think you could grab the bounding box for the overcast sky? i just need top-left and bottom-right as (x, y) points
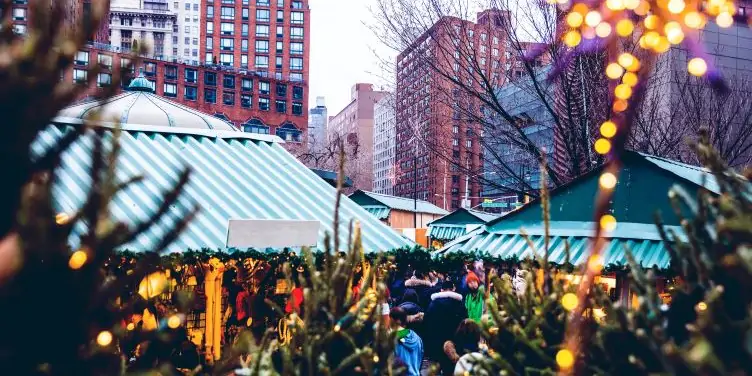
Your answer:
(308, 0), (393, 115)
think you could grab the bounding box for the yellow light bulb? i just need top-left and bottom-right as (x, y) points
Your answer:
(635, 0), (651, 15)
(643, 31), (660, 48)
(644, 15), (659, 29)
(594, 138), (612, 154)
(55, 213), (70, 225)
(97, 331), (113, 347)
(616, 19), (635, 36)
(138, 271), (168, 299)
(564, 30), (582, 47)
(595, 22), (612, 38)
(614, 83), (633, 100)
(588, 254), (604, 272)
(667, 0), (685, 13)
(716, 12), (734, 28)
(684, 12), (707, 29)
(600, 121), (617, 137)
(561, 293), (579, 311)
(600, 214), (618, 231)
(126, 322), (135, 331)
(556, 349), (576, 369)
(665, 22), (685, 44)
(606, 63), (624, 79)
(624, 0), (640, 9)
(69, 250), (88, 270)
(606, 0), (625, 10)
(599, 172), (618, 189)
(638, 35), (648, 49)
(688, 57), (708, 76)
(567, 12), (584, 28)
(696, 301), (708, 311)
(585, 11), (602, 27)
(654, 36), (671, 53)
(373, 355), (380, 362)
(622, 72), (638, 87)
(617, 53), (635, 69)
(167, 315), (182, 329)
(613, 99), (629, 112)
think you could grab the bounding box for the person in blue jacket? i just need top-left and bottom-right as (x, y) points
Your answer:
(390, 307), (424, 376)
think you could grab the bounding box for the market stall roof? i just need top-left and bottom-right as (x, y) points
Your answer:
(309, 168), (353, 188)
(37, 99), (414, 253)
(439, 151), (723, 268)
(427, 208), (501, 241)
(349, 190), (449, 217)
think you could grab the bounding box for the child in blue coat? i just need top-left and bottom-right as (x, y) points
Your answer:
(390, 307), (424, 376)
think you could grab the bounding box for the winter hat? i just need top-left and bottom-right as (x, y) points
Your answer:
(466, 271), (481, 286)
(402, 289), (419, 304)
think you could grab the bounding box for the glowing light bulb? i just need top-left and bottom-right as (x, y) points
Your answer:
(168, 315), (182, 329)
(55, 213), (71, 225)
(126, 322), (135, 331)
(606, 63), (624, 79)
(622, 72), (638, 87)
(567, 12), (584, 28)
(561, 293), (578, 311)
(594, 138), (612, 154)
(654, 36), (671, 53)
(595, 22), (612, 38)
(635, 0), (651, 15)
(716, 12), (734, 28)
(68, 250), (88, 270)
(97, 331), (113, 347)
(687, 57), (708, 76)
(572, 3), (589, 14)
(585, 11), (602, 27)
(599, 172), (617, 189)
(684, 12), (707, 29)
(138, 271), (168, 299)
(556, 349), (576, 369)
(564, 30), (582, 47)
(588, 254), (604, 272)
(643, 31), (660, 49)
(618, 53), (639, 71)
(624, 0), (640, 9)
(600, 214), (618, 231)
(667, 0), (685, 13)
(665, 22), (685, 44)
(696, 301), (708, 311)
(373, 355), (380, 362)
(614, 83), (633, 100)
(644, 15), (659, 29)
(613, 99), (629, 112)
(600, 121), (617, 137)
(616, 19), (635, 36)
(606, 0), (625, 10)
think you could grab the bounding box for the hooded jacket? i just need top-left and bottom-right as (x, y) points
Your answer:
(424, 291), (467, 356)
(404, 277), (436, 310)
(394, 328), (423, 376)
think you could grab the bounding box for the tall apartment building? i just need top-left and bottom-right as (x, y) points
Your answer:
(373, 93), (396, 196)
(172, 0), (202, 64)
(328, 83), (389, 191)
(395, 9), (508, 210)
(109, 0), (177, 57)
(308, 96), (327, 152)
(9, 0), (107, 41)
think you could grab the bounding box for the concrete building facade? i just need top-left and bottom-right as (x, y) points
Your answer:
(308, 96), (327, 152)
(328, 83), (389, 191)
(172, 0), (202, 64)
(373, 93), (396, 196)
(108, 0), (177, 58)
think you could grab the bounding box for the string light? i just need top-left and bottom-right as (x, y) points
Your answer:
(600, 214), (618, 231)
(373, 355), (380, 362)
(55, 213), (70, 225)
(635, 0), (651, 15)
(665, 22), (685, 44)
(696, 301), (708, 311)
(68, 249), (88, 270)
(687, 57), (708, 76)
(567, 12), (584, 28)
(622, 72), (638, 87)
(168, 315), (182, 329)
(572, 3), (589, 14)
(606, 63), (624, 79)
(613, 99), (629, 112)
(654, 36), (671, 53)
(667, 0), (686, 14)
(644, 15), (659, 29)
(599, 172), (617, 189)
(138, 271), (168, 299)
(643, 31), (661, 49)
(556, 349), (576, 369)
(97, 331), (113, 347)
(684, 12), (707, 29)
(561, 293), (579, 311)
(595, 22), (612, 38)
(617, 53), (640, 71)
(594, 138), (612, 154)
(588, 254), (604, 272)
(600, 121), (617, 137)
(624, 0), (640, 9)
(716, 12), (734, 28)
(614, 84), (633, 100)
(126, 323), (135, 331)
(616, 19), (635, 36)
(606, 0), (625, 10)
(564, 30), (582, 47)
(585, 11), (603, 27)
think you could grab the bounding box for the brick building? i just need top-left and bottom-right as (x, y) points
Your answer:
(394, 9), (509, 210)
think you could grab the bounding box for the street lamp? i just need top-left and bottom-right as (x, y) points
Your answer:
(463, 171), (497, 208)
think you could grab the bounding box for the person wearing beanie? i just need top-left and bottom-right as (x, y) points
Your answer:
(464, 271), (486, 323)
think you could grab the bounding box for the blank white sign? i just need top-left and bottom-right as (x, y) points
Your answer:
(226, 219), (320, 248)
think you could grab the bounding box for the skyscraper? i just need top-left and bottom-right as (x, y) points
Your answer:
(109, 0), (177, 57)
(308, 96), (328, 152)
(373, 93), (396, 195)
(173, 0), (201, 64)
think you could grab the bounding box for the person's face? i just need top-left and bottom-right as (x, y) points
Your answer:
(468, 280), (479, 291)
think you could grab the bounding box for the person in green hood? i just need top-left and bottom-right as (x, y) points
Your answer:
(464, 271), (487, 323)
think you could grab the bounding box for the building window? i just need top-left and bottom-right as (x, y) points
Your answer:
(97, 73), (112, 87)
(257, 0), (270, 5)
(193, 3), (199, 10)
(193, 38), (198, 45)
(292, 0), (303, 8)
(242, 8), (249, 20)
(276, 123), (302, 142)
(13, 7), (26, 20)
(278, 0), (284, 6)
(144, 62), (157, 75)
(220, 38), (234, 50)
(259, 97), (270, 111)
(492, 48), (499, 56)
(452, 138), (459, 146)
(221, 7), (235, 19)
(276, 83), (287, 97)
(276, 41), (283, 53)
(276, 10), (284, 22)
(290, 42), (303, 54)
(164, 83), (177, 97)
(276, 100), (287, 113)
(493, 36), (499, 44)
(184, 3), (190, 9)
(256, 9), (270, 22)
(185, 36), (190, 44)
(185, 86), (197, 100)
(291, 26), (303, 39)
(241, 78), (253, 91)
(243, 119), (268, 134)
(165, 65), (178, 79)
(255, 55), (269, 69)
(293, 86), (303, 100)
(259, 81), (270, 95)
(97, 54), (112, 69)
(466, 140), (472, 147)
(290, 57), (303, 70)
(290, 73), (303, 81)
(206, 22), (214, 33)
(13, 24), (26, 34)
(185, 68), (197, 83)
(242, 23), (249, 36)
(241, 54), (248, 67)
(206, 37), (213, 49)
(255, 40), (269, 53)
(256, 24), (269, 37)
(205, 88), (216, 103)
(241, 94), (252, 108)
(291, 11), (304, 24)
(221, 22), (234, 35)
(275, 56), (283, 69)
(453, 125), (458, 133)
(205, 71), (217, 86)
(241, 39), (249, 52)
(73, 69), (87, 83)
(220, 54), (234, 65)
(207, 5), (214, 17)
(292, 102), (303, 115)
(276, 26), (284, 37)
(74, 51), (89, 66)
(223, 91), (234, 105)
(207, 53), (215, 65)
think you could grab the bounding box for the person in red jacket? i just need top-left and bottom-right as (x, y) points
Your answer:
(285, 276), (304, 315)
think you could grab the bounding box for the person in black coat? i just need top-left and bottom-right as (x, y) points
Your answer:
(404, 270), (436, 311)
(398, 289), (425, 338)
(423, 280), (467, 372)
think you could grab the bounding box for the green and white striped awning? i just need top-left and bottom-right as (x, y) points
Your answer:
(427, 224), (468, 241)
(362, 205), (391, 220)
